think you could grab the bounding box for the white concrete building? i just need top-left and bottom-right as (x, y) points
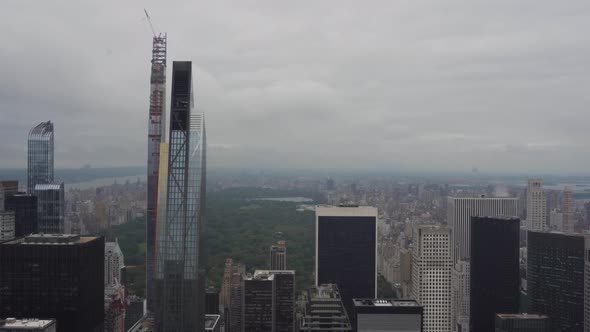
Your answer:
(526, 179), (546, 231)
(0, 318), (56, 332)
(411, 225), (452, 332)
(105, 240), (125, 286)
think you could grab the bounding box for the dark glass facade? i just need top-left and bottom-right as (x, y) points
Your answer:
(527, 231), (584, 331)
(470, 216), (520, 332)
(27, 121), (54, 194)
(0, 235), (104, 332)
(4, 193), (38, 237)
(317, 213), (376, 323)
(155, 61), (206, 332)
(34, 183), (64, 234)
(273, 272), (295, 332)
(205, 287), (220, 314)
(244, 278), (273, 332)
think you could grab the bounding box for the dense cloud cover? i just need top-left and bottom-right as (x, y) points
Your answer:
(2, 1), (590, 173)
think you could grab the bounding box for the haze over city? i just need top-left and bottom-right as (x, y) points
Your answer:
(2, 1), (590, 173)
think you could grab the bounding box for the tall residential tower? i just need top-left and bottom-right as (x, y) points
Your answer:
(146, 34), (167, 312)
(155, 61), (206, 332)
(526, 179), (546, 231)
(27, 121), (54, 194)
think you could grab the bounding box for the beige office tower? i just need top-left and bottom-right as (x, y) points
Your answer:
(527, 179), (547, 231)
(562, 186), (575, 233)
(270, 240), (287, 270)
(411, 225), (452, 332)
(220, 258), (233, 307)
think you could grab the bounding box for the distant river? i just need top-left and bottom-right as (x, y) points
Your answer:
(66, 174), (145, 190)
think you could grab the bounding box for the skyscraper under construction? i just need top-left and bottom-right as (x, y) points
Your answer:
(155, 61), (207, 332)
(146, 34), (167, 312)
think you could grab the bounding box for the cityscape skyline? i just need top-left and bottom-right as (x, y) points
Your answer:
(3, 1), (590, 173)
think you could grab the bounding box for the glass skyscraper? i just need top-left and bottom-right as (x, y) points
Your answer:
(27, 121), (54, 194)
(155, 61), (206, 332)
(35, 182), (65, 234)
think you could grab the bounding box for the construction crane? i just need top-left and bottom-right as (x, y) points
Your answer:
(144, 9), (157, 37)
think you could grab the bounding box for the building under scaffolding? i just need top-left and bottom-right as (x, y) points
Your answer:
(146, 34), (167, 313)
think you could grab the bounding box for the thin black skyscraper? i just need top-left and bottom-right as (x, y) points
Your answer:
(469, 216), (520, 332)
(155, 61), (206, 332)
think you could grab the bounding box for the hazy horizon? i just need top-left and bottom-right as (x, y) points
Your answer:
(2, 1), (590, 173)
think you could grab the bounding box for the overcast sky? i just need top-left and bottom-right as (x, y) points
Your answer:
(2, 1), (590, 173)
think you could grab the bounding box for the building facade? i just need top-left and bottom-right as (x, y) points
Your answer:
(526, 179), (546, 232)
(447, 196), (518, 332)
(411, 225), (452, 332)
(270, 240), (287, 270)
(0, 234), (104, 332)
(315, 205), (377, 323)
(155, 61), (207, 332)
(585, 236), (590, 332)
(0, 211), (15, 241)
(205, 287), (220, 315)
(527, 231), (585, 331)
(353, 299), (423, 332)
(105, 240), (125, 286)
(470, 217), (520, 332)
(4, 193), (37, 237)
(34, 183), (64, 234)
(562, 186), (574, 233)
(27, 121), (54, 194)
(146, 34), (167, 312)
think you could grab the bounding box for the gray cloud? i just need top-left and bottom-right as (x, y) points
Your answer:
(2, 0), (590, 173)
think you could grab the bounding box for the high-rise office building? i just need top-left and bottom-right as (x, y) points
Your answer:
(470, 217), (520, 332)
(297, 284), (352, 332)
(528, 231), (586, 331)
(447, 196), (519, 263)
(0, 211), (15, 241)
(411, 225), (452, 332)
(146, 33), (167, 312)
(155, 61), (206, 332)
(243, 272), (273, 331)
(316, 205), (377, 324)
(270, 240), (287, 270)
(220, 258), (234, 308)
(229, 263), (246, 332)
(27, 121), (54, 194)
(242, 270), (295, 332)
(4, 193), (37, 237)
(562, 186), (574, 233)
(526, 179), (546, 232)
(0, 318), (57, 332)
(205, 287), (220, 315)
(353, 299), (423, 332)
(34, 183), (64, 234)
(447, 196), (518, 332)
(105, 240), (125, 286)
(494, 314), (549, 332)
(0, 180), (19, 197)
(0, 234), (104, 332)
(548, 208), (563, 231)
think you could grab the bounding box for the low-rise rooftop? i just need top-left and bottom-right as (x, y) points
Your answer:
(0, 318), (56, 330)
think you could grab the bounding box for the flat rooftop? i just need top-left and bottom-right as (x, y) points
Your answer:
(496, 313), (548, 319)
(0, 318), (55, 330)
(2, 234), (97, 245)
(353, 299), (421, 307)
(310, 284), (341, 299)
